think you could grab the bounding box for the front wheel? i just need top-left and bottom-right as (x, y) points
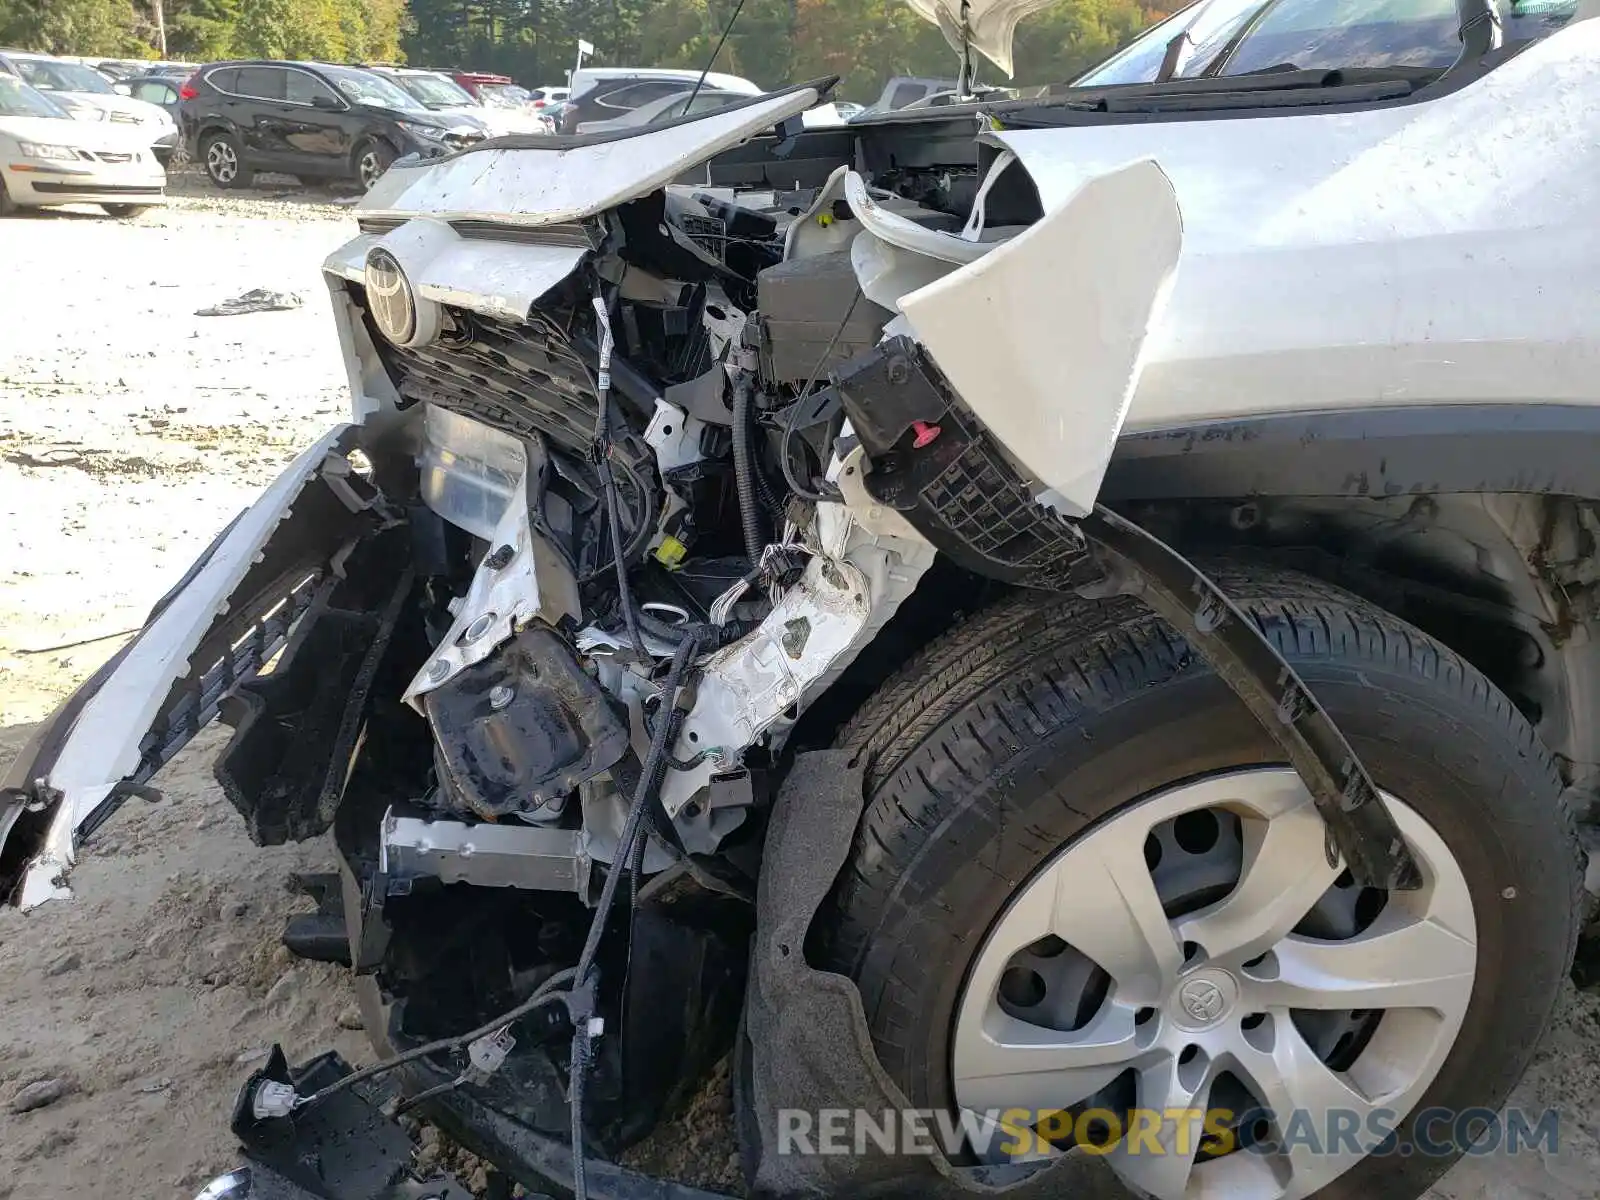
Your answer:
(819, 566), (1579, 1200)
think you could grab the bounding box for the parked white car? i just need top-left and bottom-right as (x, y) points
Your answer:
(0, 75), (165, 216)
(368, 66), (546, 138)
(0, 51), (178, 160)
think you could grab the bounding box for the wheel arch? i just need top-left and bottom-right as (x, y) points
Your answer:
(353, 133), (401, 162)
(1099, 403), (1600, 818)
(194, 120), (238, 147)
(799, 406), (1600, 820)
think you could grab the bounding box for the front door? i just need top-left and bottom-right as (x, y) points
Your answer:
(230, 65), (291, 167)
(281, 68), (354, 171)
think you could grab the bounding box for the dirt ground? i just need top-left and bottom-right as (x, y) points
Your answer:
(1, 178), (1598, 1200)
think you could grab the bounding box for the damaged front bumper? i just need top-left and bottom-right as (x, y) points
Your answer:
(0, 431), (379, 907)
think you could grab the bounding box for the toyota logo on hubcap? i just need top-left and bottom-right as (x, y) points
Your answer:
(1179, 979), (1225, 1022)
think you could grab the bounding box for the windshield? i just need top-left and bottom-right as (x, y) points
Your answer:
(1075, 0), (1578, 84)
(14, 58), (116, 94)
(480, 83), (531, 110)
(0, 75), (68, 117)
(320, 66), (424, 110)
(397, 73), (477, 108)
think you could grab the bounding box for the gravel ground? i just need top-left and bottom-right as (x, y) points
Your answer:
(0, 179), (1597, 1200)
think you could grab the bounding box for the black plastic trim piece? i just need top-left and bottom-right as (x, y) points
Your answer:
(1078, 506), (1422, 890)
(31, 182), (164, 196)
(1103, 404), (1600, 502)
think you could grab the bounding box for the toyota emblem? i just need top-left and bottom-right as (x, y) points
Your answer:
(364, 248), (417, 346)
(1179, 978), (1226, 1023)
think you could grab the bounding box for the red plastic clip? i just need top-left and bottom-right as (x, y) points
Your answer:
(911, 420), (942, 449)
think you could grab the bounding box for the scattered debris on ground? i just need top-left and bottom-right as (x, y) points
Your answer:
(195, 288), (304, 317)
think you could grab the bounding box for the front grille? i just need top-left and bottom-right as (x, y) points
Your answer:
(109, 111), (140, 124)
(355, 290), (600, 456)
(94, 151), (134, 164)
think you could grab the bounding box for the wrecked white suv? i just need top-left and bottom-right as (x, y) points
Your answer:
(4, 2), (1597, 1199)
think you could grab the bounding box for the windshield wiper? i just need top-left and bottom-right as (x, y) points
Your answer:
(1054, 65), (1434, 100)
(1101, 77), (1415, 111)
(1456, 0), (1505, 58)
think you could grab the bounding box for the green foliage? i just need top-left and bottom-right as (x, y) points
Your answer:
(231, 0), (408, 61)
(0, 0), (1160, 100)
(0, 0), (407, 61)
(166, 0), (242, 59)
(0, 0), (151, 55)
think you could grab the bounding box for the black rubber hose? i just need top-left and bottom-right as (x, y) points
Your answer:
(730, 375), (766, 565)
(568, 1026), (591, 1200)
(565, 632), (704, 1200)
(627, 704), (688, 898)
(748, 416), (786, 516)
(611, 451), (660, 564)
(574, 630), (703, 984)
(595, 399), (647, 662)
(781, 289), (862, 504)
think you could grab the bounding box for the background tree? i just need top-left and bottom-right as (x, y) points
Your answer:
(0, 0), (151, 55)
(0, 0), (1161, 100)
(165, 0), (242, 59)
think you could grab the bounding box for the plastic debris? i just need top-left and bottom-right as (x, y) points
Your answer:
(196, 289), (303, 317)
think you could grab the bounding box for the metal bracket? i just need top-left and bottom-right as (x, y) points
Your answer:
(380, 810), (588, 893)
(1078, 505), (1422, 891)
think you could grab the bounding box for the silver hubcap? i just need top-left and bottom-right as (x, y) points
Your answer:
(359, 152), (383, 189)
(207, 140), (236, 183)
(952, 769), (1477, 1200)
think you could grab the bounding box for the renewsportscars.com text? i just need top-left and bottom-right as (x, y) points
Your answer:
(777, 1106), (1560, 1160)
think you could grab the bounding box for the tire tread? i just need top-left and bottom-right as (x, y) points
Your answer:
(823, 563), (1581, 1019)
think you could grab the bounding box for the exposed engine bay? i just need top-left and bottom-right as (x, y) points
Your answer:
(240, 84), (1035, 1160)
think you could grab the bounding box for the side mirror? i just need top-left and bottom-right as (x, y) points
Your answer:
(310, 94), (341, 110)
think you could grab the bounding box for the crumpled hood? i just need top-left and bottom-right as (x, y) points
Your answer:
(359, 82), (825, 225)
(901, 0), (1059, 77)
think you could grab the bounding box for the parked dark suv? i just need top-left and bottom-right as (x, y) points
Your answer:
(178, 60), (488, 191)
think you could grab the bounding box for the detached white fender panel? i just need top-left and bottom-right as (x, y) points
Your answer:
(897, 159), (1184, 517)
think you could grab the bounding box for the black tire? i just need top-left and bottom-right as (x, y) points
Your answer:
(200, 130), (251, 189)
(0, 174), (18, 216)
(102, 204), (151, 218)
(819, 565), (1580, 1199)
(353, 139), (395, 191)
